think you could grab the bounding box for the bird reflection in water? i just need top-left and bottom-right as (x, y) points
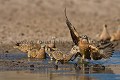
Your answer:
(49, 63), (113, 80)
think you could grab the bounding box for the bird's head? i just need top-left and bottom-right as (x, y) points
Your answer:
(79, 35), (89, 44)
(13, 42), (21, 49)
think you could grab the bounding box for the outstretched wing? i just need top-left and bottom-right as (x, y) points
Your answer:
(90, 40), (114, 60)
(65, 8), (80, 45)
(98, 41), (115, 59)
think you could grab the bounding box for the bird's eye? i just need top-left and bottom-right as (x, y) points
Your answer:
(73, 47), (75, 50)
(84, 35), (87, 38)
(76, 49), (78, 51)
(81, 35), (87, 39)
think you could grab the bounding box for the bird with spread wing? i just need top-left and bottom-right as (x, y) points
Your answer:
(64, 8), (114, 61)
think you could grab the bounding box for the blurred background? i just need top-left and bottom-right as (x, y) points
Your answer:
(0, 1), (119, 80)
(0, 0), (120, 43)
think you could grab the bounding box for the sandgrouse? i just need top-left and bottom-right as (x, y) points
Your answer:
(65, 8), (114, 61)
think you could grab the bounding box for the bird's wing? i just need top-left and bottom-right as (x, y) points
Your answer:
(65, 8), (80, 45)
(52, 51), (64, 60)
(90, 40), (115, 60)
(98, 41), (115, 59)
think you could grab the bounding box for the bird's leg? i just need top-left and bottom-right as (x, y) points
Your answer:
(82, 54), (85, 60)
(55, 60), (58, 65)
(50, 57), (53, 61)
(27, 53), (31, 58)
(80, 54), (85, 63)
(90, 54), (94, 60)
(80, 59), (83, 63)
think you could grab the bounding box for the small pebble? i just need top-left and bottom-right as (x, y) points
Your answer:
(30, 64), (34, 68)
(5, 51), (9, 53)
(21, 33), (25, 36)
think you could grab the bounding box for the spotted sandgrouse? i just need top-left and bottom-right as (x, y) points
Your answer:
(48, 45), (80, 64)
(46, 37), (56, 48)
(13, 40), (46, 58)
(13, 40), (42, 53)
(65, 9), (114, 61)
(27, 44), (46, 59)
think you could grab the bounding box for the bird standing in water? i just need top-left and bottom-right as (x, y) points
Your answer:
(27, 44), (46, 59)
(65, 8), (114, 61)
(50, 45), (80, 64)
(13, 40), (46, 59)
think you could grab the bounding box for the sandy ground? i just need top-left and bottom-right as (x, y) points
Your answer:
(0, 0), (119, 51)
(0, 0), (120, 43)
(0, 0), (119, 49)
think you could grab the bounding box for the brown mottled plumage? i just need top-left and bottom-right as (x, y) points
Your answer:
(13, 40), (42, 53)
(46, 37), (56, 48)
(13, 40), (46, 58)
(49, 45), (80, 63)
(45, 46), (58, 60)
(27, 44), (46, 59)
(65, 9), (113, 61)
(14, 43), (33, 53)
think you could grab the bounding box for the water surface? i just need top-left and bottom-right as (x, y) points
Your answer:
(0, 51), (119, 80)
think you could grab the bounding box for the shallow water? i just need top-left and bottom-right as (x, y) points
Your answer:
(0, 51), (119, 80)
(0, 71), (120, 80)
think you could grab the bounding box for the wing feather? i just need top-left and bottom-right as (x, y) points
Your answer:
(65, 8), (79, 45)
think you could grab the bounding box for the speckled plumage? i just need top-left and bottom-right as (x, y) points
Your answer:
(27, 45), (46, 59)
(47, 45), (80, 63)
(65, 9), (114, 61)
(13, 40), (47, 59)
(13, 40), (42, 53)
